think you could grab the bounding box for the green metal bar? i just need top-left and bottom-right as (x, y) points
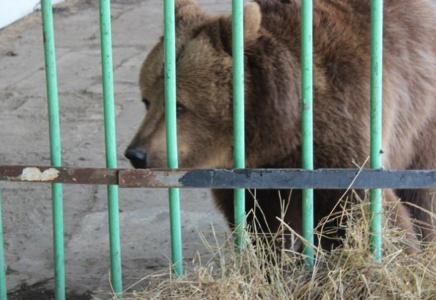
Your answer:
(40, 1), (65, 299)
(51, 183), (64, 299)
(0, 186), (7, 300)
(301, 0), (314, 267)
(163, 0), (183, 277)
(232, 0), (246, 250)
(370, 0), (384, 262)
(98, 0), (123, 296)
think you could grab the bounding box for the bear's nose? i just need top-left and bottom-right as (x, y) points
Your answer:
(125, 147), (147, 169)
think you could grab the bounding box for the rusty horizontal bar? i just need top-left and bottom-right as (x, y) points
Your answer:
(0, 165), (117, 185)
(1, 165), (436, 189)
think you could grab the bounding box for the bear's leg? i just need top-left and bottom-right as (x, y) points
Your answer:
(384, 189), (419, 254)
(312, 189), (349, 251)
(211, 189), (235, 228)
(212, 189), (303, 252)
(394, 122), (436, 243)
(395, 188), (436, 244)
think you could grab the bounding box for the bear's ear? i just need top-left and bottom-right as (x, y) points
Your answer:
(175, 0), (208, 31)
(217, 2), (262, 54)
(243, 2), (262, 43)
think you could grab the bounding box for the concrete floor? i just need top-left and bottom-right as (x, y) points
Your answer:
(0, 0), (229, 297)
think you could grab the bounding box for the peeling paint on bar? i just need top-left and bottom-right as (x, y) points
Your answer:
(20, 167), (59, 181)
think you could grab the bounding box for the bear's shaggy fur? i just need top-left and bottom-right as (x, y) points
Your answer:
(127, 0), (436, 252)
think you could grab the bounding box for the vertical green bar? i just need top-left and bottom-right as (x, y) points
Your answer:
(301, 0), (314, 267)
(232, 0), (246, 250)
(0, 186), (7, 300)
(370, 0), (383, 262)
(40, 1), (65, 299)
(163, 0), (183, 277)
(98, 0), (123, 296)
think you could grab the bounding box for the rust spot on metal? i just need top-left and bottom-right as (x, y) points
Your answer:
(119, 169), (163, 187)
(118, 169), (187, 188)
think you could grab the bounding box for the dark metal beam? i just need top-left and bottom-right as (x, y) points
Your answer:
(1, 165), (436, 189)
(119, 168), (436, 189)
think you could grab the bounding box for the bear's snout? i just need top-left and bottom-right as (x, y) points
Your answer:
(125, 146), (147, 169)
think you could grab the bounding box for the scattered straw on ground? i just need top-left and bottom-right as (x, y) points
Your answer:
(100, 197), (436, 300)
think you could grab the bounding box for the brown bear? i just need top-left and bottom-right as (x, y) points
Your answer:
(125, 0), (436, 253)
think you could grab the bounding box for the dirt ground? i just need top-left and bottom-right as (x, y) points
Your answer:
(0, 0), (229, 298)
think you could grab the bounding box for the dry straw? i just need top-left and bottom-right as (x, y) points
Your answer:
(104, 191), (436, 300)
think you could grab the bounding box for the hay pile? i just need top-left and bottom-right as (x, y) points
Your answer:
(118, 199), (436, 300)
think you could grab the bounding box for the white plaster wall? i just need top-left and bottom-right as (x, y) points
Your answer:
(0, 0), (64, 29)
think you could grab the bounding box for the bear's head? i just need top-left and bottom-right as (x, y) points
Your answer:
(125, 0), (265, 169)
(126, 0), (301, 168)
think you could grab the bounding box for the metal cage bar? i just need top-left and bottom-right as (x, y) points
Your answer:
(301, 0), (314, 266)
(370, 0), (384, 262)
(3, 166), (436, 189)
(98, 0), (123, 295)
(163, 0), (183, 277)
(0, 187), (6, 300)
(232, 0), (246, 250)
(40, 1), (66, 298)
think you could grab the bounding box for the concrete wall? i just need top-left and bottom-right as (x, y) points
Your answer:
(1, 0), (64, 29)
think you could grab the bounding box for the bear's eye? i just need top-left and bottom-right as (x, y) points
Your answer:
(142, 98), (150, 110)
(176, 103), (185, 118)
